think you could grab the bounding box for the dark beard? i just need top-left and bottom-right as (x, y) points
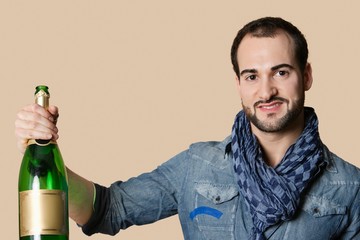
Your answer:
(243, 95), (305, 133)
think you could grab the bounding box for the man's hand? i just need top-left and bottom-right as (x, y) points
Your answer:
(15, 103), (59, 154)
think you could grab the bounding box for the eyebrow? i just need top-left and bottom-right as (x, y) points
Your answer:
(239, 63), (295, 76)
(240, 68), (257, 76)
(271, 63), (295, 71)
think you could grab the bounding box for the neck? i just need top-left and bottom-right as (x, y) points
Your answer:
(252, 113), (305, 167)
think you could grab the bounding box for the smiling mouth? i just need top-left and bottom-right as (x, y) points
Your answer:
(254, 97), (288, 110)
(258, 102), (283, 110)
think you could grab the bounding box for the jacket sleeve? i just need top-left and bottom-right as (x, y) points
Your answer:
(81, 150), (190, 236)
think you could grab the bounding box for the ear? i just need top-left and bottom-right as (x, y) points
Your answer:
(303, 63), (313, 91)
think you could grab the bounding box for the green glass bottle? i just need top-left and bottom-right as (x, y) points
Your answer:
(18, 86), (69, 240)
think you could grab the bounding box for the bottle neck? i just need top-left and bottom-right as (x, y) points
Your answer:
(35, 89), (49, 109)
(28, 139), (57, 146)
(32, 86), (53, 146)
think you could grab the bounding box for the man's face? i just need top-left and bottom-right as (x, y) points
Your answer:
(235, 32), (312, 133)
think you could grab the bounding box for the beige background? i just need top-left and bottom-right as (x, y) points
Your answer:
(1, 0), (360, 239)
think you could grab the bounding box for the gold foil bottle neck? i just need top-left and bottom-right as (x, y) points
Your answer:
(35, 88), (50, 109)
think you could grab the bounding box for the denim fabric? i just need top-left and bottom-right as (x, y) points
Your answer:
(84, 136), (360, 239)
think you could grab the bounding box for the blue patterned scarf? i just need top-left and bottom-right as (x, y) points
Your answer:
(231, 107), (325, 240)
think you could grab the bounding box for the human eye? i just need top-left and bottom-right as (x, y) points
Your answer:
(274, 69), (289, 78)
(245, 74), (257, 81)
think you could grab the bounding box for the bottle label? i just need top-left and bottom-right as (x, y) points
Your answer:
(19, 189), (68, 237)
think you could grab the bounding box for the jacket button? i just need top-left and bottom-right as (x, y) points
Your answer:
(313, 208), (320, 214)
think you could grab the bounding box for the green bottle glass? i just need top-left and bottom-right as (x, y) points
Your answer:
(18, 86), (69, 240)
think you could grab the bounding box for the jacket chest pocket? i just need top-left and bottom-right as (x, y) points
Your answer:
(191, 182), (239, 240)
(282, 194), (347, 240)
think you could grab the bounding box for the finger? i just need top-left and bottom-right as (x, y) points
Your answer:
(15, 118), (59, 154)
(21, 104), (55, 121)
(15, 120), (58, 140)
(15, 104), (60, 154)
(15, 104), (59, 141)
(17, 104), (57, 131)
(48, 105), (59, 123)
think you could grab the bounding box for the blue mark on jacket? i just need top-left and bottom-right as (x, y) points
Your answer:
(190, 206), (223, 221)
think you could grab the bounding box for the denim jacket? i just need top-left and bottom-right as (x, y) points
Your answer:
(82, 136), (360, 239)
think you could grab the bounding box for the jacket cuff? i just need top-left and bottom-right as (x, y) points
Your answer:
(81, 183), (110, 236)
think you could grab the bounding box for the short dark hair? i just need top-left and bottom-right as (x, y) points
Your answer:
(230, 17), (308, 78)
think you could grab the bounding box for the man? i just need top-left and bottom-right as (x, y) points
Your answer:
(15, 17), (360, 239)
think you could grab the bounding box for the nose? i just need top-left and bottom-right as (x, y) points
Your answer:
(258, 78), (277, 101)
